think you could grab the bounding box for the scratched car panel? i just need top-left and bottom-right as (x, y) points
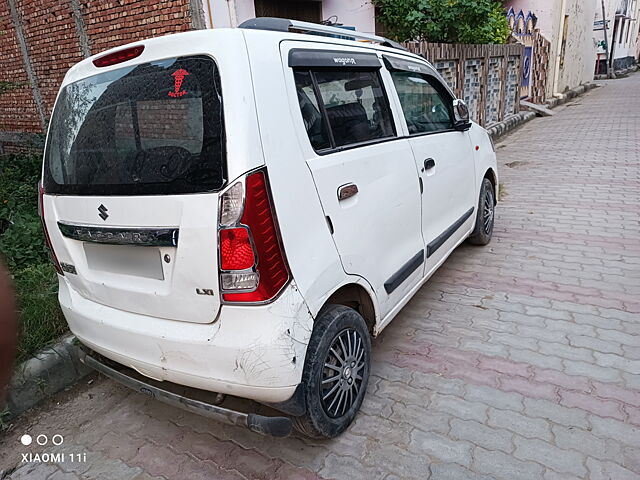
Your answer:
(39, 20), (498, 438)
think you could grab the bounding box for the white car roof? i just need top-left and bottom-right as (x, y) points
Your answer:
(62, 25), (436, 87)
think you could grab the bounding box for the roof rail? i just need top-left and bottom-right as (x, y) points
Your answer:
(238, 17), (408, 51)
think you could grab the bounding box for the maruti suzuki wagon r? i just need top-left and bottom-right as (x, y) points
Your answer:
(39, 17), (498, 438)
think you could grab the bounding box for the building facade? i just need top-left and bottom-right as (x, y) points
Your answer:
(505, 0), (598, 96)
(206, 0), (377, 34)
(60, 0), (380, 35)
(594, 0), (640, 74)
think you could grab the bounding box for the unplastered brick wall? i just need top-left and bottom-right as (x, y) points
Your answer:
(20, 0), (84, 125)
(0, 0), (204, 152)
(0, 1), (42, 137)
(84, 0), (193, 56)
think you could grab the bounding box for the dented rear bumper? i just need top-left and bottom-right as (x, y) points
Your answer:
(78, 348), (292, 437)
(59, 278), (314, 404)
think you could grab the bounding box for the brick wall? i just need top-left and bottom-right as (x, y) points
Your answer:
(0, 0), (204, 153)
(0, 2), (41, 138)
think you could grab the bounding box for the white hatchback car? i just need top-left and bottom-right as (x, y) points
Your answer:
(40, 18), (497, 438)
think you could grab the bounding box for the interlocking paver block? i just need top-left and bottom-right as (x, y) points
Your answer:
(319, 454), (388, 480)
(487, 407), (553, 441)
(429, 394), (488, 423)
(409, 430), (472, 467)
(450, 418), (514, 453)
(7, 463), (57, 480)
(524, 398), (589, 429)
(586, 457), (639, 480)
(513, 436), (587, 477)
(473, 447), (544, 480)
(463, 384), (524, 411)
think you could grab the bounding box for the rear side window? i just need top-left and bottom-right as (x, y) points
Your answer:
(390, 71), (454, 134)
(294, 69), (395, 152)
(44, 55), (225, 195)
(294, 71), (331, 151)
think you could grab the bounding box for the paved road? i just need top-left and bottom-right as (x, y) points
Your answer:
(2, 74), (640, 480)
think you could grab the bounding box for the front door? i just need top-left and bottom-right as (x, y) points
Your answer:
(387, 61), (477, 273)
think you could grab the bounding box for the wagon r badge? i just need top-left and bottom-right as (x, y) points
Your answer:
(98, 204), (109, 221)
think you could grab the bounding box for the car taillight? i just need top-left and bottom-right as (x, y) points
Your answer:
(218, 170), (290, 303)
(38, 183), (64, 276)
(220, 227), (255, 270)
(92, 45), (144, 68)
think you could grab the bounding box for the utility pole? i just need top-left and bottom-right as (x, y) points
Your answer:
(601, 0), (615, 78)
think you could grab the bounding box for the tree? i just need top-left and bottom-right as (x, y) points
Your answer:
(373, 0), (511, 44)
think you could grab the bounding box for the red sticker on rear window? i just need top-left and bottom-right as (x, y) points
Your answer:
(168, 69), (189, 97)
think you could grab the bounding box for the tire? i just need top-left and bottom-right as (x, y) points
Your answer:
(468, 177), (495, 246)
(293, 304), (371, 438)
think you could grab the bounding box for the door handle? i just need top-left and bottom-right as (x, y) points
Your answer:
(338, 183), (358, 201)
(424, 158), (436, 171)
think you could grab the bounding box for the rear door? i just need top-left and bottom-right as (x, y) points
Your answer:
(42, 55), (226, 324)
(284, 45), (425, 316)
(385, 56), (477, 272)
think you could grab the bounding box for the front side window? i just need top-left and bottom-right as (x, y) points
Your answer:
(294, 68), (395, 151)
(44, 55), (225, 195)
(391, 71), (454, 135)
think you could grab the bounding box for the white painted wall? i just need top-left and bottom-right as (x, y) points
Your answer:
(557, 1), (598, 92)
(322, 0), (375, 34)
(208, 0), (255, 27)
(235, 0), (256, 26)
(207, 0), (376, 30)
(506, 0), (597, 95)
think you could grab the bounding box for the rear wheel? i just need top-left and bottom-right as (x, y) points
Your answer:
(468, 177), (495, 246)
(293, 305), (371, 438)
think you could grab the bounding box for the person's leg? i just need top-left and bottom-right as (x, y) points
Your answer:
(0, 262), (17, 403)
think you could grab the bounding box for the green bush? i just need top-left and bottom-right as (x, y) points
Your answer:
(0, 154), (49, 270)
(0, 153), (67, 363)
(373, 0), (511, 44)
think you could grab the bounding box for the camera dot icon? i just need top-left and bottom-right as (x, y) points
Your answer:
(20, 434), (32, 446)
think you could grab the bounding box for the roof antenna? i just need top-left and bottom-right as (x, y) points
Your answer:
(322, 15), (339, 26)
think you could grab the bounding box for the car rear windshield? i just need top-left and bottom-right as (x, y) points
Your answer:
(44, 55), (226, 195)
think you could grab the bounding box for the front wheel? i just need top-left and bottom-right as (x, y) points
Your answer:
(293, 305), (371, 438)
(468, 177), (495, 246)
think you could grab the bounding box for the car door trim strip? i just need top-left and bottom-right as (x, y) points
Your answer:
(426, 207), (475, 259)
(384, 250), (424, 294)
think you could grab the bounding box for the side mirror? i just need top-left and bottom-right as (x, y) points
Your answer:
(453, 99), (472, 131)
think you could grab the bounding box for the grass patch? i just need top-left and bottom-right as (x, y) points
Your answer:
(13, 263), (67, 362)
(0, 153), (67, 363)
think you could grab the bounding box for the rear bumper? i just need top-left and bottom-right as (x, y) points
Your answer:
(78, 348), (292, 437)
(59, 278), (314, 403)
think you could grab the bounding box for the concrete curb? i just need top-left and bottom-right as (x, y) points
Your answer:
(544, 83), (600, 109)
(487, 111), (537, 140)
(3, 334), (91, 421)
(488, 82), (599, 141)
(594, 64), (639, 80)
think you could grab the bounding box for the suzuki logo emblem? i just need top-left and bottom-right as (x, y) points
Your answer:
(98, 204), (109, 221)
